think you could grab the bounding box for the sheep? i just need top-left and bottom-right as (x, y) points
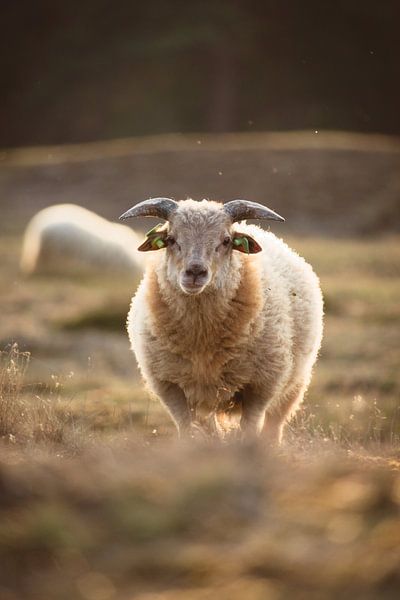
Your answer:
(20, 204), (145, 278)
(121, 197), (324, 444)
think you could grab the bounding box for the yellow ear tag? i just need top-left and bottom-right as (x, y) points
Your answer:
(146, 223), (164, 238)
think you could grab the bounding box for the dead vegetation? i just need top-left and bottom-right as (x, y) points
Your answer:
(0, 345), (85, 449)
(0, 342), (399, 600)
(1, 133), (399, 599)
(0, 439), (399, 600)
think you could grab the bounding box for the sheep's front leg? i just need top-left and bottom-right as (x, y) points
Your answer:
(240, 385), (268, 439)
(151, 380), (192, 437)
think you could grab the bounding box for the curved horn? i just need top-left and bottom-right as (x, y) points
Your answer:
(119, 198), (178, 221)
(223, 199), (285, 223)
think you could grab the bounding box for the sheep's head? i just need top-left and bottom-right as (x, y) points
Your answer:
(120, 198), (284, 295)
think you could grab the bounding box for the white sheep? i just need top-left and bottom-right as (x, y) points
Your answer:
(121, 198), (324, 443)
(20, 204), (145, 278)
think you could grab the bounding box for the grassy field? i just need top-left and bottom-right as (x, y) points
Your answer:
(1, 233), (399, 446)
(0, 232), (399, 599)
(0, 132), (400, 599)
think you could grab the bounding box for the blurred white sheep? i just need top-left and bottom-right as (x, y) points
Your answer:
(20, 204), (145, 278)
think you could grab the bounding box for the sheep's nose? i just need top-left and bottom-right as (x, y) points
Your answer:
(185, 263), (208, 278)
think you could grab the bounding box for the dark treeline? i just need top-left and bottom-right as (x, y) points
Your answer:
(1, 0), (399, 147)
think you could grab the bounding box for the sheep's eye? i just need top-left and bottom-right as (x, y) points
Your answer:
(167, 236), (181, 250)
(216, 236), (231, 251)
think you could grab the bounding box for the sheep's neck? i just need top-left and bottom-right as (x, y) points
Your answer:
(147, 257), (263, 362)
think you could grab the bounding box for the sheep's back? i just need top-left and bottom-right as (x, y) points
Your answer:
(20, 204), (145, 276)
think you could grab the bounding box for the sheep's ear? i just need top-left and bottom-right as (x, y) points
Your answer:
(137, 225), (168, 252)
(232, 233), (262, 254)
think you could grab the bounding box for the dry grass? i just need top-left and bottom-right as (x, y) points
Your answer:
(0, 345), (169, 454)
(4, 232), (399, 444)
(0, 340), (400, 599)
(0, 195), (399, 598)
(0, 344), (29, 438)
(0, 345), (87, 450)
(0, 428), (399, 599)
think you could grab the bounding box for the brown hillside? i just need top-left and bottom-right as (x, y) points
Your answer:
(1, 131), (399, 236)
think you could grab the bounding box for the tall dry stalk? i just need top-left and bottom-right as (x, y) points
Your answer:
(0, 343), (30, 439)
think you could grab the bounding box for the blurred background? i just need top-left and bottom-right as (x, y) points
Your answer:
(0, 0), (399, 441)
(1, 4), (400, 599)
(2, 0), (400, 145)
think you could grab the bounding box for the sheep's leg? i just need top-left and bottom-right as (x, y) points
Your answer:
(240, 382), (307, 445)
(240, 385), (268, 439)
(151, 380), (192, 436)
(263, 382), (307, 445)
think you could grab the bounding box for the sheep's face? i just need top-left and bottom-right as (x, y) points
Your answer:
(139, 201), (262, 296)
(167, 205), (232, 295)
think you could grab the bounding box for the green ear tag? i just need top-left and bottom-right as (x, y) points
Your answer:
(233, 236), (249, 253)
(146, 223), (164, 238)
(150, 235), (166, 249)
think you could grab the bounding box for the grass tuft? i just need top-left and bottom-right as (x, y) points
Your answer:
(0, 345), (86, 450)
